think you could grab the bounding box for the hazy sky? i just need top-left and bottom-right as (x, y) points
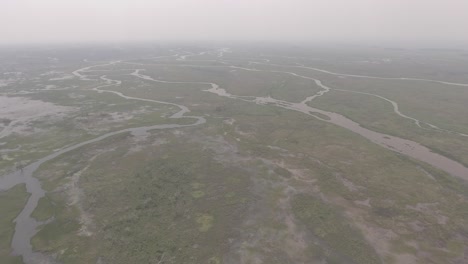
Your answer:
(1, 0), (468, 47)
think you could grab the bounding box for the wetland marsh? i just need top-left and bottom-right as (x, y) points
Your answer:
(1, 45), (468, 264)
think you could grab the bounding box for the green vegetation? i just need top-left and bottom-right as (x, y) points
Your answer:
(292, 194), (381, 264)
(31, 134), (253, 263)
(196, 214), (214, 232)
(2, 46), (468, 263)
(31, 196), (55, 222)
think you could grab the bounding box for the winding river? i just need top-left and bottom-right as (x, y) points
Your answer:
(2, 48), (468, 263)
(0, 66), (206, 264)
(202, 78), (468, 181)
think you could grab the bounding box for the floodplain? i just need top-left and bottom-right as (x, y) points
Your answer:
(1, 45), (468, 264)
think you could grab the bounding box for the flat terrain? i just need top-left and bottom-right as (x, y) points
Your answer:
(1, 45), (468, 264)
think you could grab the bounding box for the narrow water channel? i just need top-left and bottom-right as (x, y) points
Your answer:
(0, 83), (206, 264)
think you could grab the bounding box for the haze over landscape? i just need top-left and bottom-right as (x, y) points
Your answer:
(1, 1), (468, 264)
(1, 0), (468, 47)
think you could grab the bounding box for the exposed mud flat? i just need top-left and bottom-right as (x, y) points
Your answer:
(73, 109), (155, 134)
(0, 96), (76, 139)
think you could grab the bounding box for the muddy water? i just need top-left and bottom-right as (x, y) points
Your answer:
(0, 85), (205, 264)
(205, 82), (468, 181)
(304, 106), (468, 180)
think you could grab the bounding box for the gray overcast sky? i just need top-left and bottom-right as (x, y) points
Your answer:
(1, 0), (468, 47)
